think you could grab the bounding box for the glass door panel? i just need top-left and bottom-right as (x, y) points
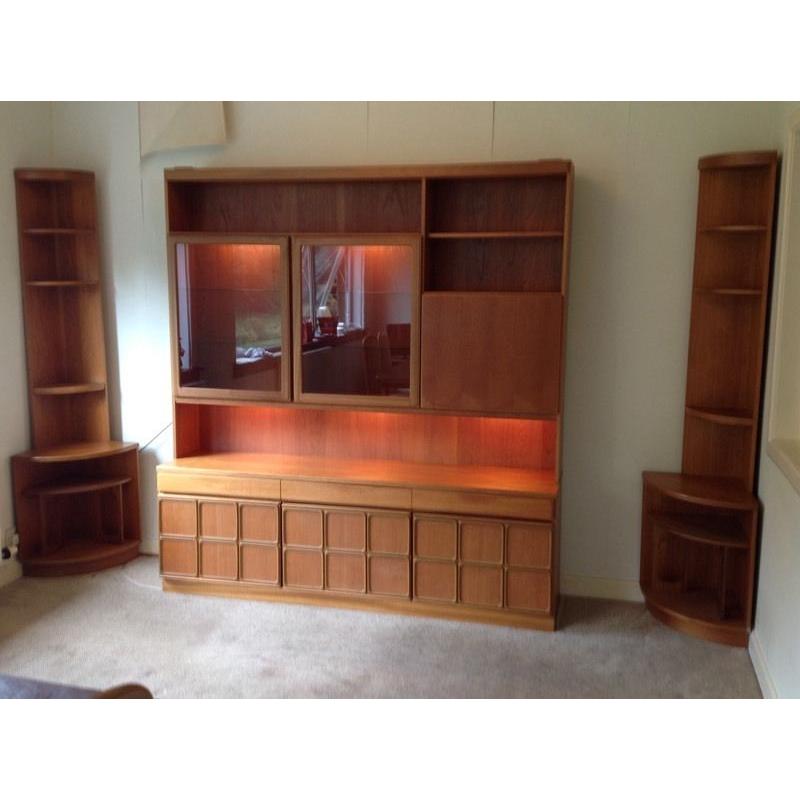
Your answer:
(171, 236), (290, 400)
(293, 237), (420, 406)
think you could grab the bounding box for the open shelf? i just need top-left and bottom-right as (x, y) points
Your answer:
(23, 228), (95, 235)
(26, 280), (99, 288)
(22, 441), (138, 464)
(165, 452), (557, 498)
(24, 475), (132, 499)
(698, 225), (767, 234)
(650, 512), (748, 549)
(685, 406), (754, 426)
(21, 540), (140, 578)
(32, 382), (106, 397)
(643, 471), (757, 510)
(427, 231), (564, 240)
(693, 287), (762, 297)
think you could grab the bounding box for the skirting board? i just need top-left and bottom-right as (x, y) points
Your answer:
(748, 629), (777, 699)
(561, 573), (644, 603)
(0, 559), (22, 589)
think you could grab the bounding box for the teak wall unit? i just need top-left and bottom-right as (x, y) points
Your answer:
(640, 151), (779, 647)
(11, 169), (140, 576)
(158, 161), (573, 630)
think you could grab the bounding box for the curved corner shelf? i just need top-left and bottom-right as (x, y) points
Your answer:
(24, 441), (138, 464)
(26, 280), (99, 288)
(685, 406), (754, 427)
(21, 540), (139, 578)
(698, 151), (778, 171)
(643, 471), (757, 510)
(32, 383), (106, 397)
(24, 476), (131, 499)
(650, 512), (748, 550)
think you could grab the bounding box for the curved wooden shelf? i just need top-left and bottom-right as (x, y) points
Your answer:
(23, 441), (138, 464)
(26, 280), (99, 288)
(24, 476), (131, 499)
(643, 586), (748, 647)
(15, 168), (94, 182)
(643, 471), (757, 510)
(32, 383), (106, 397)
(685, 406), (754, 427)
(650, 512), (748, 549)
(21, 540), (139, 578)
(698, 225), (767, 234)
(698, 151), (778, 170)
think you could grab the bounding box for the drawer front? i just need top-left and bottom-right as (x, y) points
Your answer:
(326, 552), (366, 593)
(460, 564), (503, 608)
(414, 560), (457, 603)
(199, 540), (238, 580)
(413, 489), (553, 521)
(281, 479), (411, 510)
(460, 520), (503, 564)
(283, 507), (323, 548)
(159, 498), (197, 538)
(240, 502), (279, 543)
(284, 548), (323, 590)
(368, 513), (410, 555)
(160, 537), (198, 577)
(506, 569), (551, 613)
(326, 510), (366, 552)
(199, 501), (237, 540)
(240, 543), (280, 584)
(506, 523), (552, 569)
(158, 471), (280, 501)
(368, 555), (409, 598)
(414, 517), (457, 560)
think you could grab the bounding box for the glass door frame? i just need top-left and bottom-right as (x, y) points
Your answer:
(291, 234), (421, 408)
(167, 233), (291, 403)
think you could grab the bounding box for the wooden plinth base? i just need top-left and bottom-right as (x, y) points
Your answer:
(163, 578), (558, 632)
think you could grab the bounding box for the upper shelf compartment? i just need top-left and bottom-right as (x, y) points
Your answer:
(426, 174), (568, 235)
(15, 170), (96, 232)
(167, 178), (423, 235)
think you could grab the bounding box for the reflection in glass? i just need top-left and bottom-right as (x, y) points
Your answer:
(175, 242), (284, 393)
(299, 243), (413, 397)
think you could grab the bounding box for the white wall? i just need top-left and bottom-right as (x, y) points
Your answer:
(750, 103), (800, 698)
(12, 102), (788, 599)
(0, 103), (52, 586)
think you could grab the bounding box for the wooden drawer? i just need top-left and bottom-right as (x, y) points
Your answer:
(199, 500), (237, 540)
(200, 540), (238, 580)
(413, 488), (553, 521)
(283, 507), (323, 548)
(159, 497), (197, 538)
(240, 502), (279, 543)
(158, 470), (280, 501)
(240, 543), (280, 584)
(326, 551), (366, 593)
(281, 479), (411, 510)
(414, 560), (457, 603)
(506, 523), (551, 569)
(284, 548), (323, 590)
(160, 537), (197, 577)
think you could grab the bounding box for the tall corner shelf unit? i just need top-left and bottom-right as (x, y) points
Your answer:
(641, 151), (780, 647)
(11, 169), (140, 576)
(157, 161), (573, 630)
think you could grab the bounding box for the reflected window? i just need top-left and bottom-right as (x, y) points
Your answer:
(174, 241), (286, 395)
(298, 242), (415, 399)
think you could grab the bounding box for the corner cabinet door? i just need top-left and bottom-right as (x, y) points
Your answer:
(168, 235), (292, 403)
(420, 292), (562, 415)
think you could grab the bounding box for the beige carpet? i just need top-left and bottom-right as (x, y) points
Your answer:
(0, 556), (760, 698)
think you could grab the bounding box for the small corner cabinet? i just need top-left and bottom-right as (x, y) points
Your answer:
(158, 161), (573, 631)
(11, 169), (141, 576)
(641, 151), (779, 647)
